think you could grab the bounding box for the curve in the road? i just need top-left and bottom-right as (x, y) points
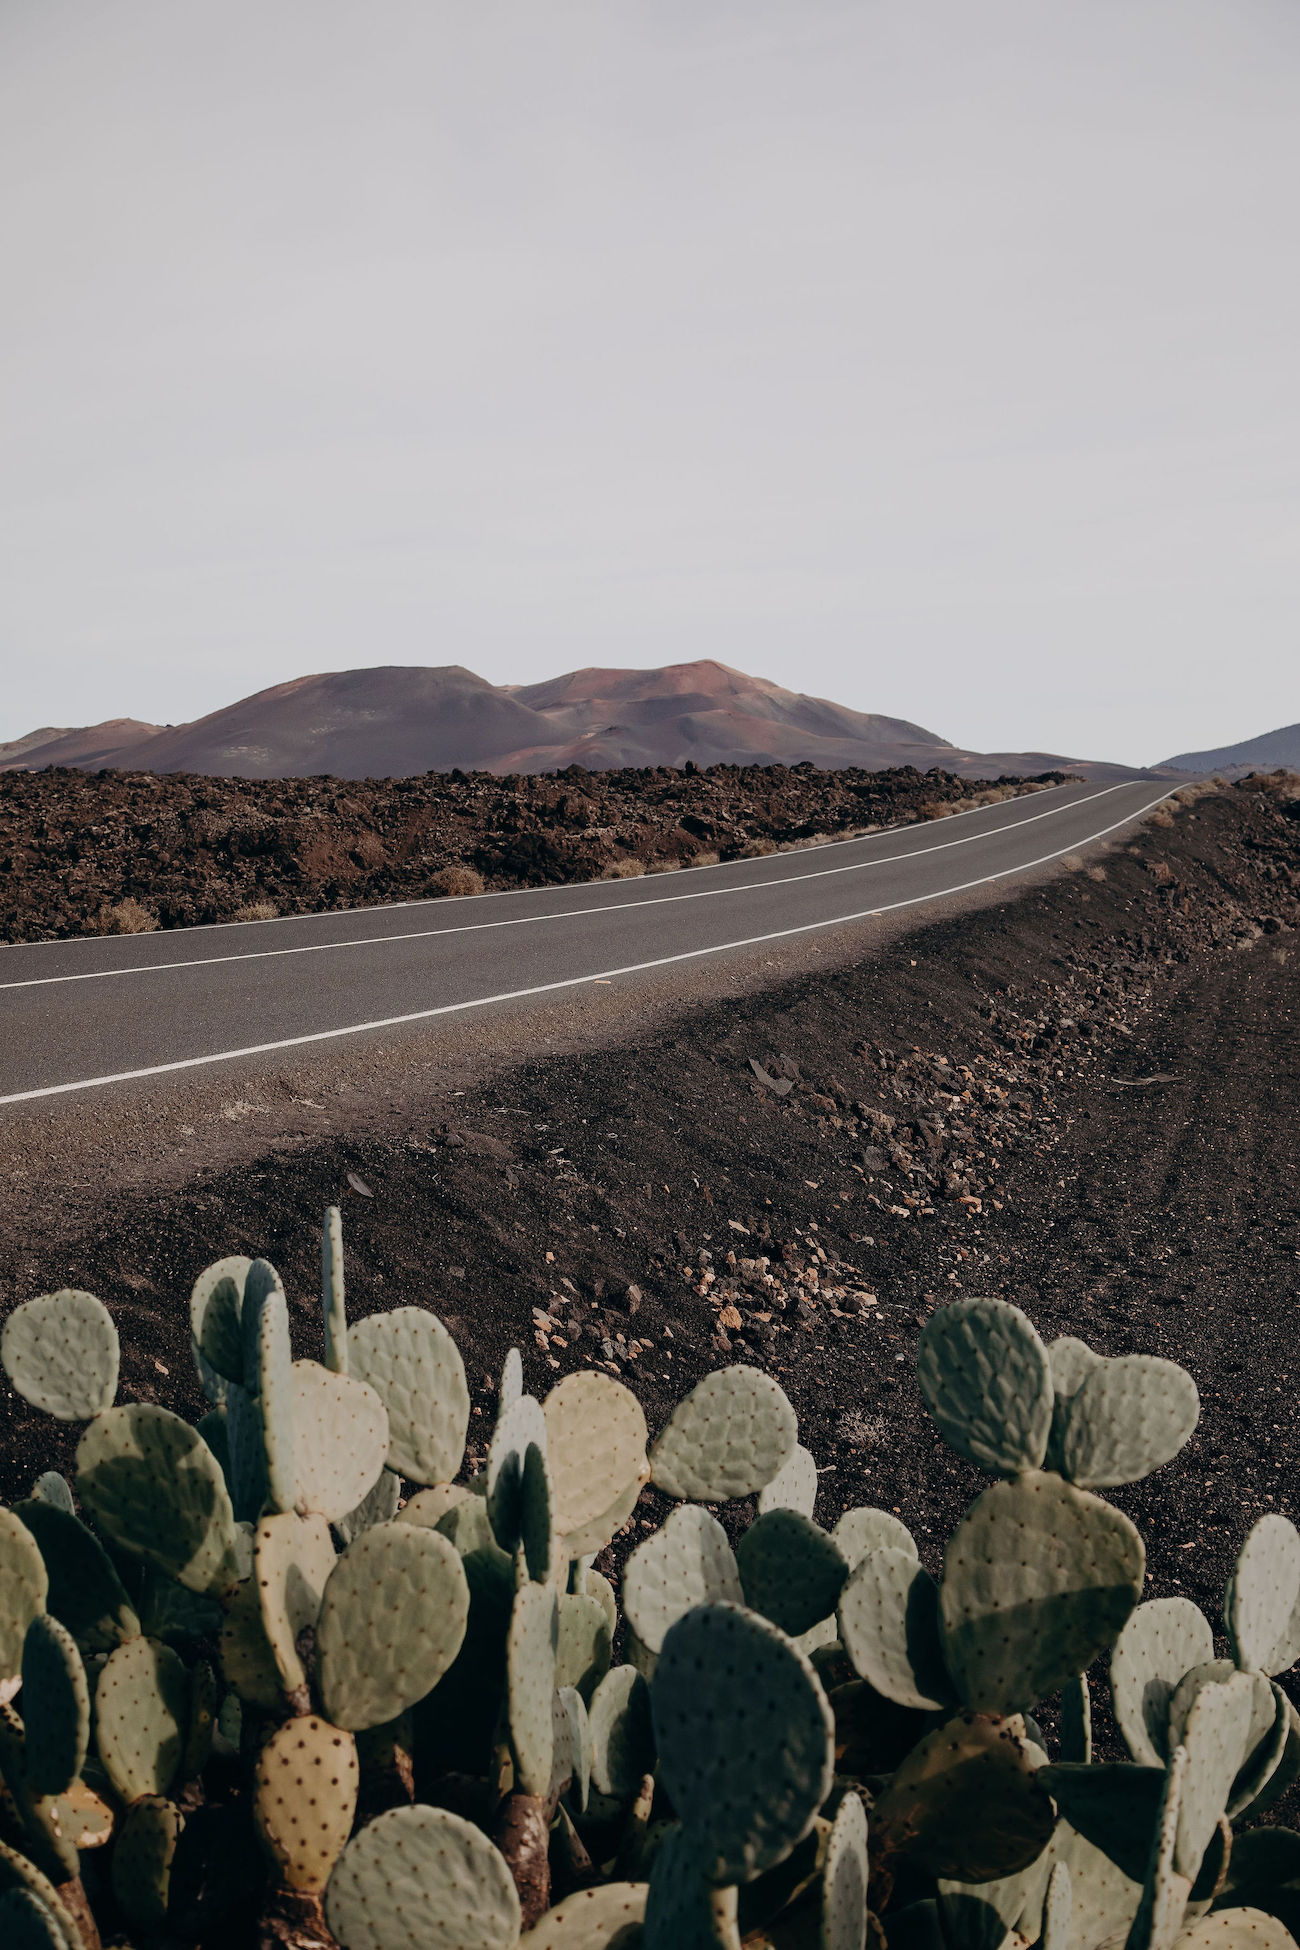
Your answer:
(0, 779), (1173, 1106)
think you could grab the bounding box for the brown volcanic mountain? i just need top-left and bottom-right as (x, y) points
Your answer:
(0, 660), (1138, 779)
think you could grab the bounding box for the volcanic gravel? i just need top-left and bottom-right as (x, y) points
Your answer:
(1, 773), (1298, 1764)
(0, 760), (1065, 941)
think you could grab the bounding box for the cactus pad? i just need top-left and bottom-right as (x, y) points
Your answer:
(556, 1591), (613, 1702)
(291, 1360), (390, 1522)
(254, 1714), (359, 1891)
(488, 1393), (550, 1553)
(519, 1882), (647, 1950)
(254, 1511), (337, 1696)
(325, 1802), (521, 1950)
(1112, 1598), (1216, 1767)
(1176, 1915), (1296, 1950)
(652, 1601), (834, 1885)
(219, 1574), (284, 1710)
(500, 1347), (523, 1414)
(564, 1473), (645, 1563)
(317, 1521), (469, 1731)
(95, 1635), (188, 1802)
(347, 1307), (470, 1486)
(0, 1889), (67, 1950)
(838, 1547), (955, 1712)
(644, 1824), (740, 1950)
(0, 1843), (81, 1950)
(403, 1483), (472, 1529)
(111, 1794), (180, 1931)
(588, 1664), (655, 1799)
(915, 1299), (1052, 1476)
(873, 1713), (1055, 1883)
(736, 1509), (848, 1638)
(649, 1366), (797, 1501)
(322, 1206), (348, 1375)
(76, 1402), (242, 1595)
(189, 1256), (253, 1384)
(832, 1507), (918, 1570)
(554, 1684), (590, 1810)
(20, 1615), (88, 1797)
(623, 1504), (742, 1655)
(1059, 1355), (1200, 1489)
(29, 1474), (73, 1513)
(519, 1437), (555, 1584)
(758, 1443), (818, 1518)
(0, 1510), (48, 1688)
(543, 1371), (649, 1544)
(334, 1466), (402, 1546)
(1, 1290), (119, 1423)
(1178, 1671), (1258, 1880)
(940, 1471), (1144, 1713)
(241, 1260), (298, 1514)
(822, 1791), (869, 1950)
(1228, 1513), (1300, 1676)
(507, 1579), (559, 1796)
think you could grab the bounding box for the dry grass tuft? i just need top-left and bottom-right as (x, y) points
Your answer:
(1061, 854), (1085, 872)
(232, 900), (278, 923)
(1149, 858), (1175, 885)
(431, 864), (485, 897)
(96, 897), (159, 935)
(646, 857), (683, 874)
(1087, 864), (1108, 882)
(601, 857), (646, 879)
(690, 849), (721, 868)
(739, 837), (778, 858)
(1147, 806), (1175, 828)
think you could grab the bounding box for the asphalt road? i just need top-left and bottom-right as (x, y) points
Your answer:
(0, 777), (1170, 1107)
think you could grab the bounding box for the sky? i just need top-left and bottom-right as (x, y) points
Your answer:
(2, 2), (1297, 767)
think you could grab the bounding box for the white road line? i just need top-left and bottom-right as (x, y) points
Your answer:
(0, 781), (1129, 992)
(0, 785), (1173, 1106)
(3, 778), (1080, 947)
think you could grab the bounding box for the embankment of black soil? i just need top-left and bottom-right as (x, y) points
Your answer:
(2, 775), (1298, 1753)
(0, 761), (1066, 941)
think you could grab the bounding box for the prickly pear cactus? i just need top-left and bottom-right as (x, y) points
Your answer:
(326, 1803), (521, 1950)
(649, 1366), (797, 1502)
(347, 1306), (470, 1487)
(1, 1291), (119, 1423)
(254, 1715), (359, 1891)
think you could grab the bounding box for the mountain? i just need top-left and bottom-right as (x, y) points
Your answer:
(0, 660), (1139, 780)
(1158, 722), (1300, 778)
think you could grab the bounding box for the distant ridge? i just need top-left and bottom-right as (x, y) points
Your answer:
(0, 659), (1140, 781)
(1159, 721), (1300, 778)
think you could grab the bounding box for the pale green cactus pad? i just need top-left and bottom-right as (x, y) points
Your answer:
(403, 1483), (472, 1529)
(322, 1206), (348, 1376)
(1112, 1598), (1216, 1767)
(1041, 1861), (1071, 1950)
(822, 1791), (869, 1950)
(543, 1371), (649, 1546)
(1, 1290), (119, 1423)
(649, 1366), (797, 1502)
(1228, 1513), (1300, 1676)
(291, 1360), (390, 1523)
(1178, 1671), (1259, 1881)
(519, 1881), (646, 1950)
(554, 1684), (590, 1811)
(111, 1794), (180, 1931)
(644, 1824), (740, 1950)
(325, 1803), (521, 1950)
(254, 1510), (337, 1696)
(563, 1473), (645, 1563)
(1059, 1355), (1200, 1489)
(317, 1522), (469, 1732)
(0, 1510), (48, 1688)
(939, 1814), (1140, 1950)
(623, 1504), (742, 1655)
(500, 1347), (523, 1415)
(508, 1579), (559, 1796)
(519, 1437), (555, 1584)
(29, 1474), (74, 1514)
(1045, 1336), (1104, 1469)
(940, 1471), (1144, 1713)
(1168, 1662), (1250, 1751)
(20, 1616), (88, 1798)
(242, 1260), (298, 1515)
(736, 1509), (848, 1638)
(347, 1307), (470, 1487)
(224, 1380), (270, 1522)
(189, 1256), (253, 1385)
(0, 1842), (81, 1950)
(758, 1443), (818, 1519)
(219, 1574), (284, 1711)
(652, 1601), (834, 1885)
(832, 1507), (918, 1571)
(874, 1713), (1055, 1884)
(838, 1547), (955, 1712)
(1176, 1914), (1298, 1950)
(589, 1664), (655, 1799)
(1227, 1682), (1291, 1819)
(556, 1591), (613, 1702)
(254, 1714), (359, 1892)
(915, 1299), (1052, 1476)
(76, 1402), (242, 1596)
(0, 1888), (67, 1950)
(334, 1466), (402, 1546)
(488, 1393), (550, 1554)
(95, 1635), (188, 1802)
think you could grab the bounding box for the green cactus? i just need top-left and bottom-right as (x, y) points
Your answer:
(555, 1591), (613, 1702)
(317, 1521), (470, 1731)
(326, 1802), (522, 1950)
(254, 1713), (359, 1891)
(735, 1508), (848, 1639)
(323, 1204), (349, 1375)
(111, 1794), (180, 1931)
(95, 1635), (189, 1802)
(189, 1254), (254, 1385)
(643, 1824), (740, 1950)
(519, 1883), (647, 1950)
(757, 1442), (818, 1519)
(916, 1298), (1053, 1475)
(649, 1366), (797, 1502)
(1228, 1514), (1300, 1676)
(0, 1888), (69, 1950)
(334, 1465), (402, 1546)
(0, 1511), (48, 1691)
(873, 1713), (1055, 1883)
(838, 1546), (955, 1712)
(12, 1500), (138, 1656)
(821, 1790), (868, 1950)
(1, 1290), (119, 1424)
(348, 1306), (470, 1486)
(1113, 1599), (1216, 1767)
(831, 1506), (918, 1569)
(622, 1504), (742, 1655)
(543, 1371), (649, 1557)
(76, 1402), (242, 1596)
(507, 1580), (559, 1798)
(588, 1665), (655, 1800)
(1058, 1355), (1199, 1491)
(253, 1509), (337, 1700)
(488, 1394), (550, 1556)
(291, 1359), (390, 1523)
(20, 1618), (88, 1800)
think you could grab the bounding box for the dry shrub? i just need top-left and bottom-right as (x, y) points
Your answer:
(739, 837), (777, 858)
(646, 857), (683, 874)
(1061, 854), (1085, 872)
(96, 897), (159, 935)
(1147, 806), (1175, 828)
(431, 864), (485, 897)
(1087, 864), (1108, 882)
(1149, 859), (1175, 885)
(232, 900), (278, 923)
(690, 850), (721, 868)
(916, 801), (956, 820)
(600, 857), (646, 879)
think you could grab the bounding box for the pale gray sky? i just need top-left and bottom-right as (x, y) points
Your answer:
(3, 1), (1297, 765)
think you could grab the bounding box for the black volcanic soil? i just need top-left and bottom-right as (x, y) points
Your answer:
(1, 775), (1299, 1753)
(0, 761), (1064, 942)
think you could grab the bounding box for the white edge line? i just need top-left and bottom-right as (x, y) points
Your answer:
(0, 782), (1129, 992)
(1, 778), (1084, 949)
(0, 786), (1175, 1106)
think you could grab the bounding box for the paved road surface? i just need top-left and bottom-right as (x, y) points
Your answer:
(0, 777), (1171, 1106)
